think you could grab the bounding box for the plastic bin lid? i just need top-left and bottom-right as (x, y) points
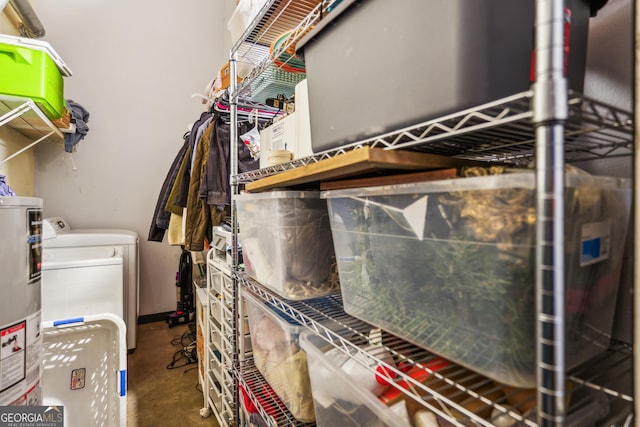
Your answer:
(321, 171), (629, 199)
(237, 190), (322, 200)
(0, 34), (72, 76)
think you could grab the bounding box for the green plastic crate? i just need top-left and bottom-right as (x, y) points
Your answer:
(0, 42), (64, 119)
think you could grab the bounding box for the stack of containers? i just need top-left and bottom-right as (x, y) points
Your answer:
(321, 169), (631, 388)
(235, 190), (339, 422)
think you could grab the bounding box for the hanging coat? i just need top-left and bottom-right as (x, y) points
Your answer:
(148, 135), (190, 242)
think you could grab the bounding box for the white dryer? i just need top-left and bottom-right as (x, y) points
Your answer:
(42, 217), (139, 352)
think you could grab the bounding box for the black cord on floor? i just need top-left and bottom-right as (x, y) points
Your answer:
(166, 323), (198, 370)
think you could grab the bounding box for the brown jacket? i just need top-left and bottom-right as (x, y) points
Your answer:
(184, 122), (218, 251)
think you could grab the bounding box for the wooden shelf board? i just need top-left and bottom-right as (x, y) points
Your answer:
(245, 146), (474, 191)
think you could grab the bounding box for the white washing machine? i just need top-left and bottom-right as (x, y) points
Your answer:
(41, 217), (139, 352)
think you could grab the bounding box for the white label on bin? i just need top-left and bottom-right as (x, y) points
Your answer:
(580, 220), (611, 267)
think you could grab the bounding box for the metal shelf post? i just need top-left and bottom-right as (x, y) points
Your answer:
(533, 0), (568, 424)
(634, 0), (639, 422)
(229, 50), (241, 426)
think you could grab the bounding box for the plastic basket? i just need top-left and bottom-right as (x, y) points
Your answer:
(41, 314), (127, 427)
(250, 65), (306, 103)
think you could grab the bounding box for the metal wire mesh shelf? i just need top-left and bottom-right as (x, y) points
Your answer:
(233, 91), (633, 184)
(231, 0), (327, 101)
(241, 276), (634, 426)
(241, 276), (531, 427)
(237, 357), (316, 427)
(568, 342), (634, 426)
(0, 96), (64, 165)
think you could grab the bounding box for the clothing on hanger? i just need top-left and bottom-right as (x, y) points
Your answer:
(147, 134), (190, 242)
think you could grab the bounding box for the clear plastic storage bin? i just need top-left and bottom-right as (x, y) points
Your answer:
(299, 331), (411, 427)
(323, 170), (631, 387)
(236, 191), (338, 300)
(244, 290), (315, 422)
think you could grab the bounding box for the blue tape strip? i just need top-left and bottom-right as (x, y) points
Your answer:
(52, 317), (84, 326)
(120, 370), (126, 397)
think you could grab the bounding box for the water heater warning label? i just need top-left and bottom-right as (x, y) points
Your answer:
(0, 321), (26, 394)
(27, 209), (42, 283)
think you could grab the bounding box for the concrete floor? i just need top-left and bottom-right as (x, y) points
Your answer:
(127, 321), (219, 427)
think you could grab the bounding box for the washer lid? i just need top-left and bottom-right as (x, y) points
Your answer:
(43, 217), (138, 247)
(43, 231), (138, 248)
(0, 196), (43, 208)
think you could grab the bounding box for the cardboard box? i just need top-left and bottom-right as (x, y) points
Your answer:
(258, 80), (313, 168)
(259, 114), (297, 168)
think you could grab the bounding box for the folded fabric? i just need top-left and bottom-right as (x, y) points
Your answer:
(64, 99), (91, 153)
(0, 175), (16, 196)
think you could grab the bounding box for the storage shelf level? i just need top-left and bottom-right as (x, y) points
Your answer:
(242, 276), (633, 426)
(237, 357), (316, 427)
(230, 0), (326, 100)
(233, 91), (633, 184)
(0, 96), (64, 165)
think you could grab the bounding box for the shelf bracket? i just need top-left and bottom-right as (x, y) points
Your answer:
(0, 97), (64, 165)
(0, 130), (55, 166)
(0, 100), (32, 127)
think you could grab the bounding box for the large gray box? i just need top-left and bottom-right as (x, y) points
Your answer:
(297, 0), (593, 153)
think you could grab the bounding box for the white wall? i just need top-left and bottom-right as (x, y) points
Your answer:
(31, 0), (236, 316)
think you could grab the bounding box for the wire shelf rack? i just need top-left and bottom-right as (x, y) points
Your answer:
(227, 2), (635, 426)
(237, 357), (316, 427)
(240, 276), (633, 426)
(233, 91), (633, 184)
(231, 0), (327, 101)
(0, 96), (64, 165)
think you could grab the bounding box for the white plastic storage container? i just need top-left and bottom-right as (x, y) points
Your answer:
(323, 170), (631, 387)
(236, 191), (338, 300)
(41, 314), (127, 427)
(244, 290), (315, 422)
